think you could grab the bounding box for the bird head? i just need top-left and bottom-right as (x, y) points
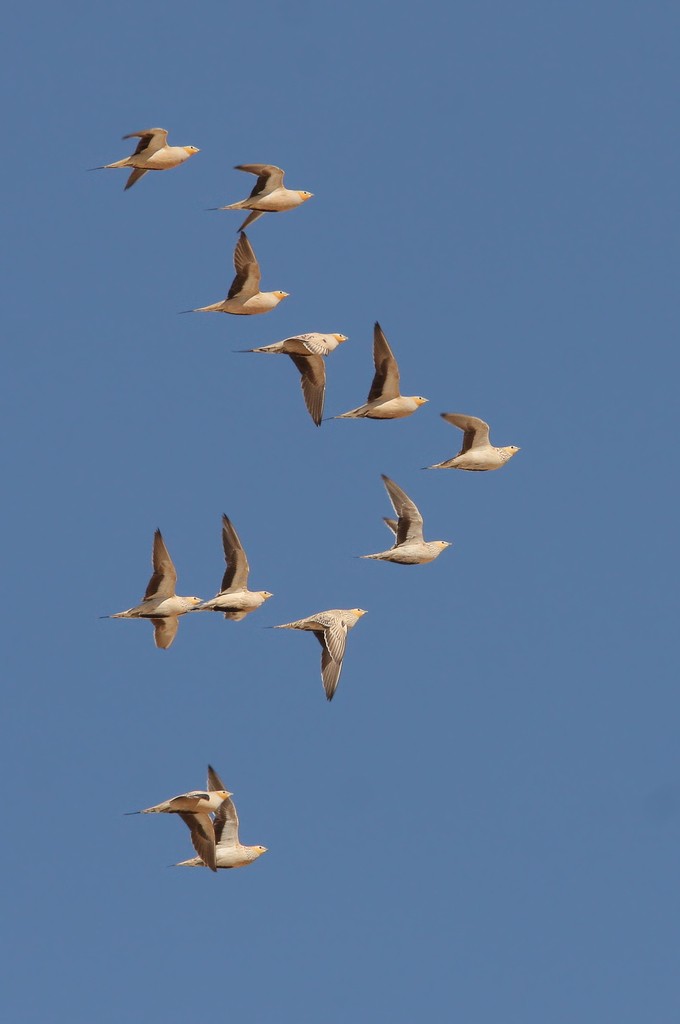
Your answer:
(502, 446), (521, 459)
(437, 541), (453, 549)
(184, 146), (200, 155)
(297, 191), (313, 201)
(351, 608), (368, 618)
(333, 334), (348, 343)
(259, 591), (274, 601)
(273, 291), (290, 301)
(187, 597), (203, 607)
(215, 790), (233, 800)
(414, 397), (429, 407)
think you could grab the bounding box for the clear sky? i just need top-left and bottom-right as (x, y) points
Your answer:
(2, 1), (679, 1021)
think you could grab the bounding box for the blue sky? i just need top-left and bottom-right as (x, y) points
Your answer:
(2, 1), (679, 1021)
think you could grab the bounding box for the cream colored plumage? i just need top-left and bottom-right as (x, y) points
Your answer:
(103, 529), (201, 649)
(274, 608), (367, 701)
(92, 128), (199, 190)
(130, 767), (233, 873)
(361, 475), (452, 565)
(241, 333), (348, 425)
(196, 514), (273, 620)
(335, 322), (427, 420)
(175, 766), (267, 870)
(427, 414), (520, 471)
(214, 164), (313, 231)
(184, 232), (288, 315)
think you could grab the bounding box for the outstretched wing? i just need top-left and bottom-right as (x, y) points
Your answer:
(367, 322), (400, 402)
(228, 232), (261, 300)
(123, 128), (168, 156)
(381, 475), (424, 544)
(219, 515), (250, 592)
(178, 812), (217, 872)
(144, 529), (177, 600)
(441, 413), (491, 453)
(289, 354), (326, 426)
(235, 164), (285, 197)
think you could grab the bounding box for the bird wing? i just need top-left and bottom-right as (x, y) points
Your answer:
(381, 475), (424, 544)
(219, 514), (250, 592)
(313, 624), (347, 701)
(178, 812), (217, 871)
(207, 765), (227, 791)
(124, 167), (149, 190)
(289, 354), (326, 426)
(122, 128), (168, 156)
(441, 413), (490, 452)
(383, 517), (398, 536)
(235, 164), (285, 197)
(228, 232), (261, 300)
(151, 616), (178, 649)
(144, 529), (177, 599)
(214, 797), (240, 849)
(367, 322), (400, 402)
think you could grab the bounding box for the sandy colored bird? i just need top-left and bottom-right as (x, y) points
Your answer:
(92, 128), (199, 190)
(334, 322), (427, 419)
(130, 767), (233, 873)
(274, 608), (367, 701)
(361, 475), (452, 565)
(426, 413), (520, 471)
(214, 164), (313, 231)
(195, 514), (273, 620)
(241, 333), (348, 426)
(103, 529), (201, 649)
(175, 766), (267, 870)
(184, 232), (288, 315)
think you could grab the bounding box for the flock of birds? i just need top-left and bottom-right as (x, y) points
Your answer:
(96, 126), (521, 872)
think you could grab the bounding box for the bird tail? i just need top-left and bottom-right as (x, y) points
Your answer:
(174, 857), (204, 868)
(188, 302), (225, 313)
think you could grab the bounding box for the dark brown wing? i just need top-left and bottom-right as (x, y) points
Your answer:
(235, 164), (285, 196)
(441, 413), (491, 453)
(381, 475), (424, 545)
(228, 232), (261, 300)
(124, 168), (149, 190)
(178, 812), (217, 872)
(220, 514), (250, 592)
(289, 354), (326, 426)
(144, 529), (177, 599)
(367, 322), (400, 402)
(122, 128), (168, 155)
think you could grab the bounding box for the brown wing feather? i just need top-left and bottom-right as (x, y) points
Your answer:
(228, 232), (261, 300)
(289, 354), (326, 426)
(220, 515), (250, 592)
(178, 812), (217, 871)
(367, 322), (400, 402)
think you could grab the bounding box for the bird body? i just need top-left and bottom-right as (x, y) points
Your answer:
(427, 414), (520, 471)
(131, 767), (234, 873)
(335, 322), (427, 420)
(187, 232), (288, 315)
(242, 333), (348, 425)
(217, 164), (313, 230)
(275, 608), (367, 701)
(94, 128), (199, 189)
(175, 767), (267, 870)
(361, 476), (452, 565)
(104, 529), (201, 648)
(196, 515), (273, 620)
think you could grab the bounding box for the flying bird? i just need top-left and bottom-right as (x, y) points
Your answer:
(92, 128), (199, 190)
(195, 514), (273, 620)
(103, 529), (201, 649)
(213, 164), (313, 231)
(426, 414), (520, 471)
(361, 475), (452, 565)
(129, 766), (233, 873)
(175, 766), (267, 870)
(334, 322), (428, 419)
(274, 608), (367, 701)
(184, 232), (288, 315)
(241, 333), (348, 426)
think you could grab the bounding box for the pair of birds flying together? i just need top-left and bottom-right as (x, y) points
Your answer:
(130, 765), (267, 871)
(103, 519), (272, 649)
(95, 128), (311, 229)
